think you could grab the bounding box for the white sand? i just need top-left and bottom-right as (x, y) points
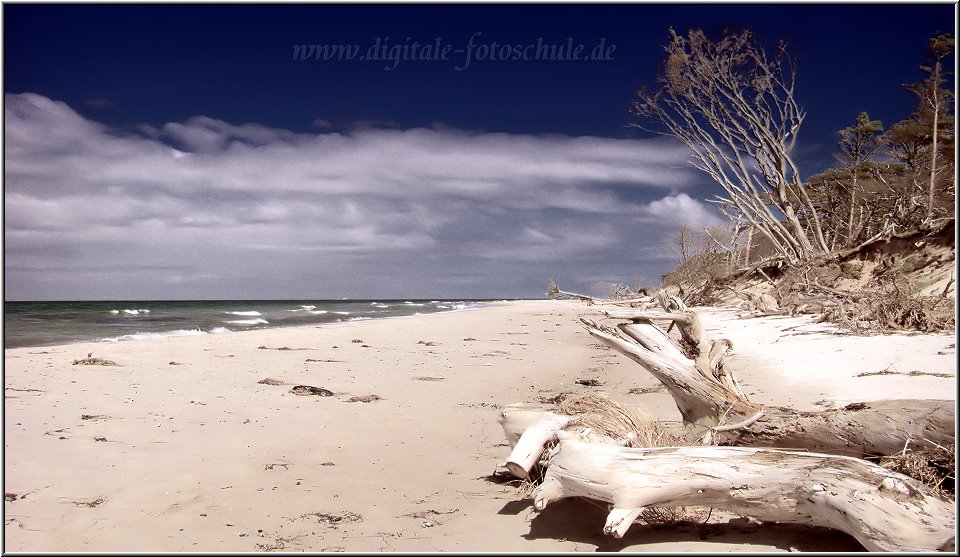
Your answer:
(697, 307), (957, 409)
(3, 300), (955, 552)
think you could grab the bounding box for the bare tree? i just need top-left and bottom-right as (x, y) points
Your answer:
(836, 112), (883, 242)
(633, 28), (829, 264)
(906, 33), (955, 223)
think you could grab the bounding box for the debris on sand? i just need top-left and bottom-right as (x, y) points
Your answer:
(345, 394), (382, 403)
(575, 378), (602, 387)
(258, 378), (286, 386)
(628, 385), (666, 395)
(290, 385), (334, 397)
(293, 511), (362, 527)
(72, 353), (119, 366)
(537, 392), (570, 405)
(72, 496), (107, 508)
(81, 414), (109, 420)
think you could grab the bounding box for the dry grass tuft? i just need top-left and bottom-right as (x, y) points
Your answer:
(881, 442), (955, 496)
(558, 392), (680, 448)
(639, 506), (713, 525)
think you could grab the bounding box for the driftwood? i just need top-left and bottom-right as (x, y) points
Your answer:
(582, 310), (955, 458)
(499, 408), (553, 448)
(498, 410), (572, 478)
(532, 433), (955, 552)
(495, 284), (956, 550)
(547, 281), (654, 307)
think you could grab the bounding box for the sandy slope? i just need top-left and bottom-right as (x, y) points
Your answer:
(3, 300), (955, 552)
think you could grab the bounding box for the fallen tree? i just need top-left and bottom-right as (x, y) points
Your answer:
(495, 284), (956, 550)
(532, 432), (955, 552)
(581, 308), (955, 456)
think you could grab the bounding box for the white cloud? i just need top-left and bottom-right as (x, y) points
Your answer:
(3, 92), (724, 299)
(642, 193), (724, 228)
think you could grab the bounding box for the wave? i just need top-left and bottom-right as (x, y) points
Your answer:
(332, 311), (351, 315)
(226, 318), (269, 325)
(110, 308), (151, 315)
(310, 310), (329, 315)
(98, 328), (204, 342)
(288, 305), (317, 312)
(226, 310), (262, 316)
(403, 302), (425, 306)
(210, 327), (232, 334)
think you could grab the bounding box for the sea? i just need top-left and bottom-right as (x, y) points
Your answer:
(2, 299), (506, 350)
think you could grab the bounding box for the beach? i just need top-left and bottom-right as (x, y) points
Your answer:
(3, 299), (956, 552)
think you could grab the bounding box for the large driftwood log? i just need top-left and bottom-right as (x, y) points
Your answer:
(533, 433), (956, 551)
(584, 313), (955, 457)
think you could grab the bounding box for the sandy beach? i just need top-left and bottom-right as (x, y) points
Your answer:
(3, 299), (956, 552)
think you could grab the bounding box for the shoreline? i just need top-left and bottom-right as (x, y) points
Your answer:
(4, 299), (955, 552)
(2, 298), (512, 351)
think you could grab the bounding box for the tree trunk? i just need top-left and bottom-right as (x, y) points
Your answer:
(928, 63), (941, 222)
(849, 168), (859, 242)
(744, 225), (753, 265)
(582, 310), (955, 457)
(533, 433), (955, 551)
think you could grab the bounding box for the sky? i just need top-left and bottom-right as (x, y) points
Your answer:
(2, 2), (956, 300)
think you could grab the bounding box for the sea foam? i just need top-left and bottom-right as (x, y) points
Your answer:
(226, 318), (269, 325)
(112, 308), (151, 315)
(99, 328), (204, 342)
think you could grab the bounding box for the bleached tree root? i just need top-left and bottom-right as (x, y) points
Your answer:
(499, 408), (552, 448)
(583, 315), (955, 457)
(533, 433), (956, 552)
(498, 411), (572, 478)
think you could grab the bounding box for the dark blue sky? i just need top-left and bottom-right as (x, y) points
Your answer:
(3, 3), (956, 299)
(5, 3), (954, 166)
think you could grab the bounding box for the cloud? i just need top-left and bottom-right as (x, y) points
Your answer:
(642, 193), (725, 227)
(3, 92), (723, 299)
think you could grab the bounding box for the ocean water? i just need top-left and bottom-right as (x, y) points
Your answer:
(2, 299), (503, 349)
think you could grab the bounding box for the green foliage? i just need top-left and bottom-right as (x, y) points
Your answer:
(837, 112), (883, 165)
(801, 33), (955, 251)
